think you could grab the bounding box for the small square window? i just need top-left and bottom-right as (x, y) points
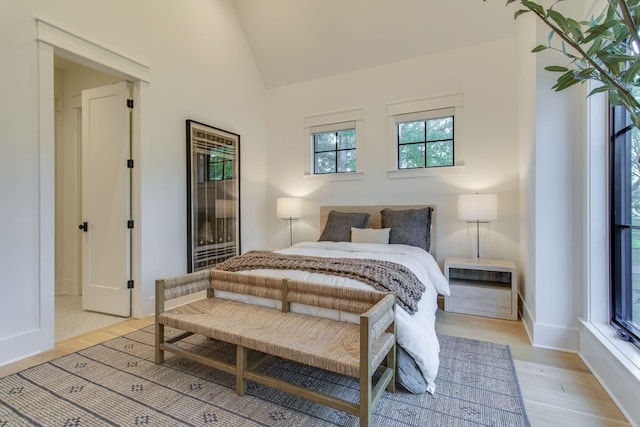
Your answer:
(312, 125), (357, 174)
(397, 111), (454, 170)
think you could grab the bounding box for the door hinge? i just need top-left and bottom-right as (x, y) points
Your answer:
(127, 159), (134, 168)
(127, 220), (134, 229)
(127, 99), (134, 108)
(127, 280), (134, 289)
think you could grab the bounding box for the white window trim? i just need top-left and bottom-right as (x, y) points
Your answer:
(386, 93), (465, 178)
(580, 85), (640, 424)
(304, 108), (365, 180)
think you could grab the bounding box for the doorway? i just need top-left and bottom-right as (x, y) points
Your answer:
(37, 19), (150, 353)
(53, 57), (129, 341)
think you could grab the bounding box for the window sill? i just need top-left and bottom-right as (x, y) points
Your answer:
(303, 172), (365, 182)
(580, 319), (640, 372)
(579, 319), (640, 423)
(387, 164), (465, 179)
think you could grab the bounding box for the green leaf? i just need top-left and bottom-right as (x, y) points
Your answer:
(521, 0), (545, 15)
(609, 91), (620, 105)
(605, 54), (636, 62)
(623, 59), (640, 84)
(597, 51), (624, 76)
(566, 17), (584, 41)
(575, 67), (596, 79)
(548, 9), (569, 33)
(545, 65), (569, 72)
(588, 85), (617, 96)
(514, 9), (530, 19)
(586, 38), (603, 57)
(532, 44), (548, 52)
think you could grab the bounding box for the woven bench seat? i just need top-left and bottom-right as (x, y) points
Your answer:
(158, 297), (395, 378)
(155, 269), (396, 427)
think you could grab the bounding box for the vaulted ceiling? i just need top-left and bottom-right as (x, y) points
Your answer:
(232, 0), (519, 88)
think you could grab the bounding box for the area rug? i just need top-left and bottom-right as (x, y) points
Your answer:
(0, 326), (530, 426)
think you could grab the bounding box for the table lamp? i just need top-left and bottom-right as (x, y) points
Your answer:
(457, 193), (498, 259)
(276, 197), (303, 246)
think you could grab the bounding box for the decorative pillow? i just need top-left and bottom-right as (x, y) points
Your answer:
(351, 227), (391, 244)
(318, 211), (370, 242)
(381, 207), (433, 252)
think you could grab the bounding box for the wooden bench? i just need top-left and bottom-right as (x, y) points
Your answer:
(155, 269), (396, 427)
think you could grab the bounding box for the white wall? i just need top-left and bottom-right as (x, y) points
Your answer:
(0, 0), (267, 365)
(265, 38), (521, 266)
(265, 20), (587, 356)
(517, 7), (586, 352)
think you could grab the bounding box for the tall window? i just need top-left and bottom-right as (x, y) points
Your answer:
(396, 108), (454, 169)
(610, 90), (640, 347)
(311, 122), (356, 174)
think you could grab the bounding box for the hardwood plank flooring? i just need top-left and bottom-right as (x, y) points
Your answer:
(435, 310), (632, 426)
(0, 311), (632, 426)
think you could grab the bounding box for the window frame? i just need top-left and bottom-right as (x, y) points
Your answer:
(396, 110), (455, 170)
(610, 102), (640, 347)
(386, 94), (465, 178)
(309, 121), (357, 175)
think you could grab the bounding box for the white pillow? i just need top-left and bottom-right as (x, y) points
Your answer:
(350, 227), (391, 244)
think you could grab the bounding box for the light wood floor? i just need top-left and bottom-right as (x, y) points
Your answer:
(435, 310), (631, 427)
(0, 311), (632, 426)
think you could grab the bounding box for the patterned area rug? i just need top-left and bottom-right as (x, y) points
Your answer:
(0, 326), (530, 426)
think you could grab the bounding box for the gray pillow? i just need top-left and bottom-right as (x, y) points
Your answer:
(318, 211), (370, 242)
(381, 207), (433, 252)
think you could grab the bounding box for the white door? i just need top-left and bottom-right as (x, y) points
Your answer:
(80, 81), (132, 316)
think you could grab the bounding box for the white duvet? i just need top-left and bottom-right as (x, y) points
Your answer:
(230, 241), (450, 394)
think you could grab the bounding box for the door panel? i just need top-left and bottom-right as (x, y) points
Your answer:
(81, 81), (131, 317)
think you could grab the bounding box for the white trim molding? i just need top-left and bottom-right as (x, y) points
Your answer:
(304, 108), (365, 177)
(36, 19), (151, 83)
(579, 85), (638, 426)
(27, 19), (151, 364)
(386, 93), (465, 172)
(520, 295), (580, 352)
(580, 321), (640, 427)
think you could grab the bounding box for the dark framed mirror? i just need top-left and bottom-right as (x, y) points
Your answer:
(186, 120), (240, 272)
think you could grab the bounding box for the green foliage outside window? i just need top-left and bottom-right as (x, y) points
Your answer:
(398, 116), (453, 169)
(314, 128), (356, 174)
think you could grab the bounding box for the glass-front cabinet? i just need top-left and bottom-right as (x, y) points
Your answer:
(186, 120), (240, 272)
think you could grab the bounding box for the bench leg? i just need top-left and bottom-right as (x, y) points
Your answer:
(236, 345), (247, 395)
(155, 323), (165, 364)
(360, 365), (371, 427)
(386, 343), (396, 393)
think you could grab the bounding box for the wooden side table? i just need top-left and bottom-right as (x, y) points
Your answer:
(444, 257), (518, 320)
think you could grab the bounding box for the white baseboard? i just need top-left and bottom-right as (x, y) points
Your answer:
(519, 294), (580, 352)
(0, 328), (47, 367)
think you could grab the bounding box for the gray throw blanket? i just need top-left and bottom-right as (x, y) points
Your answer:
(214, 250), (425, 314)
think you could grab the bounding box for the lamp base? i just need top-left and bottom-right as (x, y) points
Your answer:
(466, 221), (490, 259)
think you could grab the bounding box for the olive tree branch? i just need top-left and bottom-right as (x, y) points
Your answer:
(613, 0), (640, 49)
(527, 3), (640, 113)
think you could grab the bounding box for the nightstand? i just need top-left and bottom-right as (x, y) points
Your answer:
(444, 257), (518, 320)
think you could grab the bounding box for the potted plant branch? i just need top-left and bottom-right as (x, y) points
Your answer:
(487, 0), (639, 127)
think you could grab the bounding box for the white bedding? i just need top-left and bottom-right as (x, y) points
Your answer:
(223, 241), (449, 394)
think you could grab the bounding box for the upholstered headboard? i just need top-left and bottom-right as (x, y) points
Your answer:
(319, 205), (435, 253)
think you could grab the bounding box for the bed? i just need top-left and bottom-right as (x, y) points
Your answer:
(214, 205), (450, 394)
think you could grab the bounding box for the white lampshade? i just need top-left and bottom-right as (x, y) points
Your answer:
(458, 194), (498, 222)
(276, 197), (303, 219)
